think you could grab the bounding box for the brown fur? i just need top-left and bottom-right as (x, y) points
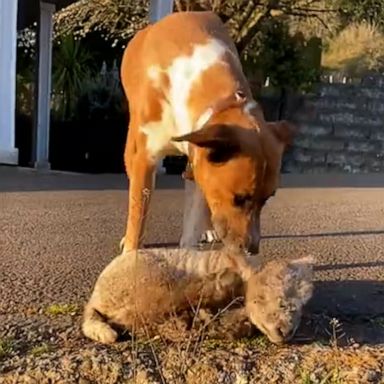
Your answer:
(120, 11), (296, 253)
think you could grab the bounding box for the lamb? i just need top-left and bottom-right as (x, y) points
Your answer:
(82, 248), (314, 345)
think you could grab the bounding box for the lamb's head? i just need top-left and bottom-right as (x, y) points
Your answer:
(245, 256), (314, 344)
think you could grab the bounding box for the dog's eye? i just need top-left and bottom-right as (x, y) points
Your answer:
(233, 193), (252, 208)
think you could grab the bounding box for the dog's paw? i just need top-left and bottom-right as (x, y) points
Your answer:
(119, 236), (125, 251)
(201, 230), (220, 243)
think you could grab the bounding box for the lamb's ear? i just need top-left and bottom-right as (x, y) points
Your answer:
(297, 279), (314, 305)
(267, 120), (297, 146)
(289, 256), (314, 274)
(288, 256), (315, 304)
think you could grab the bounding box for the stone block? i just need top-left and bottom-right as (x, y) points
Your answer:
(361, 74), (384, 88)
(353, 115), (382, 127)
(367, 157), (384, 171)
(282, 160), (302, 174)
(365, 101), (384, 114)
(360, 87), (384, 100)
(293, 136), (310, 149)
(318, 84), (353, 97)
(347, 141), (377, 153)
(319, 112), (382, 127)
(319, 112), (355, 125)
(304, 165), (328, 174)
(370, 129), (384, 141)
(298, 123), (333, 137)
(326, 152), (365, 167)
(293, 150), (311, 163)
(312, 98), (358, 111)
(334, 125), (367, 139)
(327, 153), (346, 165)
(292, 149), (326, 165)
(312, 152), (326, 164)
(309, 138), (345, 151)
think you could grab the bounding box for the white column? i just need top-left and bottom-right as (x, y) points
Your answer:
(34, 1), (55, 169)
(149, 0), (174, 23)
(0, 0), (19, 165)
(149, 0), (174, 173)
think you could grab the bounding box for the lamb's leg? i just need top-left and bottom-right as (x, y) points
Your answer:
(82, 303), (118, 344)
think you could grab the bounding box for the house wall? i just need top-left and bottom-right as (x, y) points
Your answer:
(264, 75), (384, 174)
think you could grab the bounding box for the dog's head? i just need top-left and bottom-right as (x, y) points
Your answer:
(173, 93), (296, 253)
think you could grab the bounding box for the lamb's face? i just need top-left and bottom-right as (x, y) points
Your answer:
(245, 257), (314, 344)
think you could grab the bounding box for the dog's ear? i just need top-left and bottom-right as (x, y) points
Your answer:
(267, 120), (297, 146)
(172, 124), (259, 163)
(172, 124), (239, 149)
(172, 124), (242, 163)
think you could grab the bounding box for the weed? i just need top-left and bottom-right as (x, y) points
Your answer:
(45, 303), (78, 316)
(299, 370), (313, 384)
(370, 317), (384, 328)
(322, 22), (384, 76)
(30, 342), (52, 357)
(327, 318), (345, 349)
(0, 338), (14, 358)
(299, 368), (343, 384)
(202, 338), (227, 351)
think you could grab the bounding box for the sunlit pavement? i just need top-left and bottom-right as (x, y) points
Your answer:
(1, 166), (384, 321)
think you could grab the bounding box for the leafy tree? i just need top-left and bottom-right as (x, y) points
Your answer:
(322, 21), (384, 77)
(54, 0), (335, 53)
(254, 21), (320, 91)
(337, 0), (384, 30)
(52, 35), (96, 119)
(51, 0), (332, 92)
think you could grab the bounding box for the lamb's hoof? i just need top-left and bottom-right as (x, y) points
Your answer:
(85, 323), (118, 344)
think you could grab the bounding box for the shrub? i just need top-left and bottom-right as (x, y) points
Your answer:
(242, 20), (321, 94)
(74, 61), (126, 122)
(322, 22), (384, 77)
(52, 35), (96, 120)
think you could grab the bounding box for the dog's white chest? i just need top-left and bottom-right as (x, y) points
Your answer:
(140, 39), (226, 159)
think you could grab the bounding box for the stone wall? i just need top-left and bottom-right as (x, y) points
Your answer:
(270, 76), (384, 173)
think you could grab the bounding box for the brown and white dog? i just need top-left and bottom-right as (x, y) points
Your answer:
(120, 11), (295, 254)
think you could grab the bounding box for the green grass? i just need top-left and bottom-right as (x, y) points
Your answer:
(299, 368), (343, 384)
(45, 303), (79, 316)
(202, 334), (269, 351)
(30, 343), (52, 357)
(370, 317), (384, 328)
(0, 338), (14, 358)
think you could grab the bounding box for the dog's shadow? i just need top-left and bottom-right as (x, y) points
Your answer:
(292, 279), (384, 347)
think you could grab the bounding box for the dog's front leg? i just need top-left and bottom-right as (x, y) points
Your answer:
(123, 149), (156, 253)
(180, 179), (217, 248)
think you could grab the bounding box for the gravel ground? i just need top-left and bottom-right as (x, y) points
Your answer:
(1, 167), (384, 383)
